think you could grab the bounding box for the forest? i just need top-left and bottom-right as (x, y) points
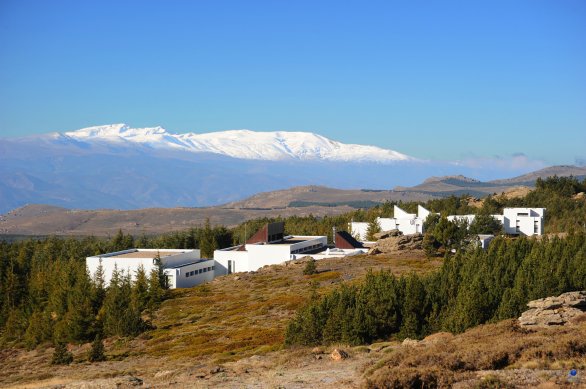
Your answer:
(0, 176), (584, 351)
(285, 232), (586, 346)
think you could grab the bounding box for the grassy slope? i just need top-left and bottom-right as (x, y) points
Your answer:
(1, 250), (584, 388)
(141, 252), (438, 363)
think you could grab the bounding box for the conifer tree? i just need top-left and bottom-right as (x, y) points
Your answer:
(88, 334), (106, 362)
(51, 341), (73, 365)
(366, 219), (381, 241)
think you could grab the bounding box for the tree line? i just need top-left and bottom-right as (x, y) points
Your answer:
(285, 231), (586, 346)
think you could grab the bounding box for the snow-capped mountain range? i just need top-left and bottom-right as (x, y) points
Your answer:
(52, 124), (414, 163)
(0, 123), (545, 214)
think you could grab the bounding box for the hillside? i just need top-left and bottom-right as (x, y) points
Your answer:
(2, 165), (584, 237)
(225, 185), (435, 209)
(1, 252), (584, 388)
(0, 204), (356, 237)
(393, 165), (586, 197)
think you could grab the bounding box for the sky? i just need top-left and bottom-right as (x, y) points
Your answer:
(0, 0), (585, 165)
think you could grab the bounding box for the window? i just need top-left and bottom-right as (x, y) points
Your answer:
(199, 269), (203, 274)
(212, 265), (215, 270)
(185, 273), (189, 278)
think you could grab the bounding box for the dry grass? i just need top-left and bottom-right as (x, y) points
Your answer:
(365, 320), (586, 388)
(139, 252), (436, 363)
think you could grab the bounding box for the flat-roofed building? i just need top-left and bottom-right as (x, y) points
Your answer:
(214, 222), (328, 274)
(86, 248), (214, 289)
(447, 208), (545, 236)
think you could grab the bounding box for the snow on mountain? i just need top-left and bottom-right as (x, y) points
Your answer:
(60, 124), (414, 163)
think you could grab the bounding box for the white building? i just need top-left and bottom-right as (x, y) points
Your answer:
(447, 207), (545, 236)
(350, 205), (431, 240)
(501, 207), (545, 236)
(86, 248), (215, 289)
(214, 222), (328, 274)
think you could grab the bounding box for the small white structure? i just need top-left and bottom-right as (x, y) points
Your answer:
(448, 208), (545, 236)
(86, 248), (214, 289)
(476, 234), (495, 249)
(350, 205), (431, 240)
(501, 207), (545, 236)
(214, 222), (328, 274)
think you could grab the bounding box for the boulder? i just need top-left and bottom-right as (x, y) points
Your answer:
(402, 338), (419, 347)
(369, 233), (424, 254)
(373, 229), (402, 240)
(330, 348), (349, 361)
(519, 291), (586, 328)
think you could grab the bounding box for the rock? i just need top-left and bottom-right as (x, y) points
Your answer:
(519, 291), (586, 328)
(128, 376), (142, 386)
(233, 276), (240, 281)
(154, 370), (174, 379)
(367, 247), (382, 255)
(311, 346), (324, 354)
(210, 365), (225, 374)
(373, 229), (402, 240)
(369, 233), (424, 254)
(330, 348), (349, 361)
(402, 338), (419, 347)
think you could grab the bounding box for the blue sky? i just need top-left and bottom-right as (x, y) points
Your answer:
(0, 0), (584, 165)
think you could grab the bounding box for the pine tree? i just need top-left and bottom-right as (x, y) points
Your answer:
(133, 265), (149, 313)
(366, 219), (381, 241)
(88, 335), (106, 362)
(51, 341), (73, 365)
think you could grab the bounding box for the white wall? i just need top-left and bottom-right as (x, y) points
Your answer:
(502, 208), (544, 235)
(350, 222), (369, 241)
(378, 218), (397, 232)
(214, 236), (327, 273)
(214, 248), (249, 275)
(247, 244), (292, 271)
(87, 255), (155, 285)
(166, 259), (215, 288)
(86, 249), (201, 287)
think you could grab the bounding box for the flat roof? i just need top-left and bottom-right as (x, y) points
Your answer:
(108, 250), (188, 259)
(251, 236), (324, 245)
(168, 259), (213, 269)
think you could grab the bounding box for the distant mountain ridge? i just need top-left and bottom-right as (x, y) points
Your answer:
(2, 165), (583, 237)
(39, 123), (414, 163)
(0, 123), (570, 214)
(394, 165), (586, 198)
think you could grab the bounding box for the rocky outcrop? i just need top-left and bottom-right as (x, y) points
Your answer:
(367, 233), (424, 254)
(330, 348), (349, 361)
(518, 291), (586, 327)
(373, 229), (402, 240)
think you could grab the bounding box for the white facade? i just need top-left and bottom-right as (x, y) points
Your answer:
(350, 205), (431, 240)
(502, 208), (545, 236)
(86, 248), (206, 289)
(447, 208), (545, 236)
(164, 259), (215, 289)
(214, 235), (328, 274)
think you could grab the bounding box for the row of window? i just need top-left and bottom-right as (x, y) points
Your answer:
(185, 266), (214, 278)
(291, 242), (323, 254)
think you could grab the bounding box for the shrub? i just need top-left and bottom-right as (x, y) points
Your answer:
(303, 260), (317, 275)
(88, 335), (106, 362)
(51, 342), (73, 365)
